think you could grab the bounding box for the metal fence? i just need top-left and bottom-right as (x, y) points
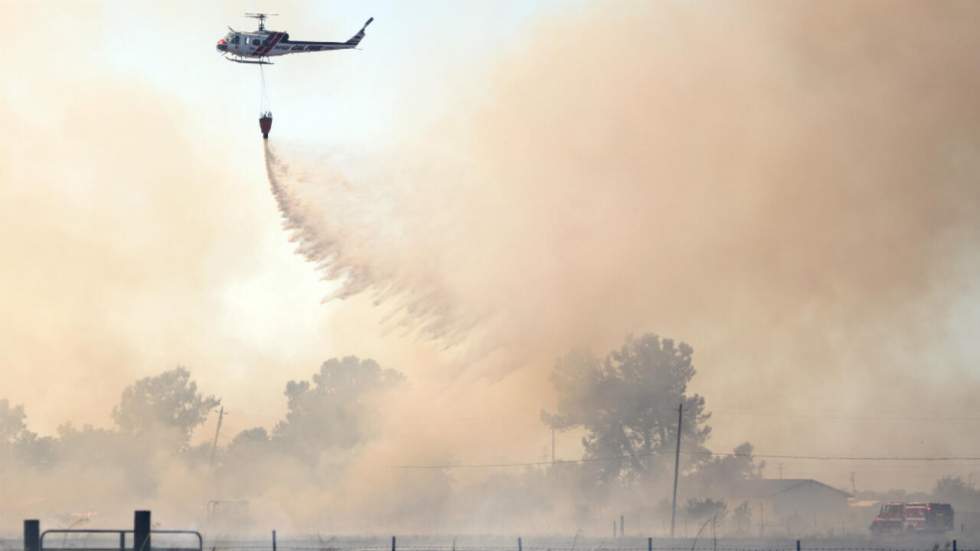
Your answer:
(7, 528), (977, 551)
(39, 530), (202, 551)
(198, 536), (979, 551)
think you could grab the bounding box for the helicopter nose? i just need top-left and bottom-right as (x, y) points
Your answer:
(216, 38), (228, 52)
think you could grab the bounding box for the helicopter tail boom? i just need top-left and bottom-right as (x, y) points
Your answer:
(345, 17), (374, 46)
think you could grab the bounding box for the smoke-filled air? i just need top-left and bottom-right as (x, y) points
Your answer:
(3, 0), (980, 545)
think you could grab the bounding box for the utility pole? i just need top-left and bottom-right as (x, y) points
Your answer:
(759, 502), (765, 537)
(552, 427), (556, 464)
(209, 406), (225, 469)
(670, 402), (683, 538)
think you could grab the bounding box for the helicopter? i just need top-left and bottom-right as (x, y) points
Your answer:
(216, 13), (373, 65)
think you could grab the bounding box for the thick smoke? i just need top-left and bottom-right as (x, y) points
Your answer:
(265, 3), (979, 372)
(262, 0), (980, 491)
(4, 0), (980, 536)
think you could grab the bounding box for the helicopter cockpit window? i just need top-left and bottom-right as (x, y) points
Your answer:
(230, 34), (240, 44)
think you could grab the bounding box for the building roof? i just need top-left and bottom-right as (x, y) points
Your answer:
(727, 479), (852, 499)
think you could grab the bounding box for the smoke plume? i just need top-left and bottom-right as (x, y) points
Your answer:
(265, 1), (980, 370)
(261, 0), (980, 491)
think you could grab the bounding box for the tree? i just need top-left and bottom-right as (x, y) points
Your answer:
(112, 367), (219, 447)
(689, 442), (764, 494)
(933, 475), (980, 512)
(273, 356), (404, 461)
(225, 427), (271, 461)
(542, 333), (711, 484)
(0, 399), (28, 445)
(0, 399), (48, 469)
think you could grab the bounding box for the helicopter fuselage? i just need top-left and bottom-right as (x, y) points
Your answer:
(216, 17), (372, 63)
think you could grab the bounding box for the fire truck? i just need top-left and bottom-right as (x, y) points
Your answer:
(870, 502), (954, 535)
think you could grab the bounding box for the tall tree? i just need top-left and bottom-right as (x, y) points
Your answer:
(112, 367), (219, 447)
(273, 356), (404, 461)
(542, 333), (711, 484)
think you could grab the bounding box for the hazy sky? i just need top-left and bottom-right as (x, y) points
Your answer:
(3, 0), (980, 493)
(2, 0), (557, 426)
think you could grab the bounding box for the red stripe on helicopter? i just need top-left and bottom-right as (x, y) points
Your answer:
(254, 32), (285, 57)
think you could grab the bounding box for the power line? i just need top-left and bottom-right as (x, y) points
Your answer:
(396, 449), (980, 470)
(711, 409), (980, 423)
(728, 452), (980, 462)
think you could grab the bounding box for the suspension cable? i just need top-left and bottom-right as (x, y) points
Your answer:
(258, 64), (272, 115)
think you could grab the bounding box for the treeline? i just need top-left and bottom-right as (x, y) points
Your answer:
(1, 357), (402, 471)
(0, 334), (772, 531)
